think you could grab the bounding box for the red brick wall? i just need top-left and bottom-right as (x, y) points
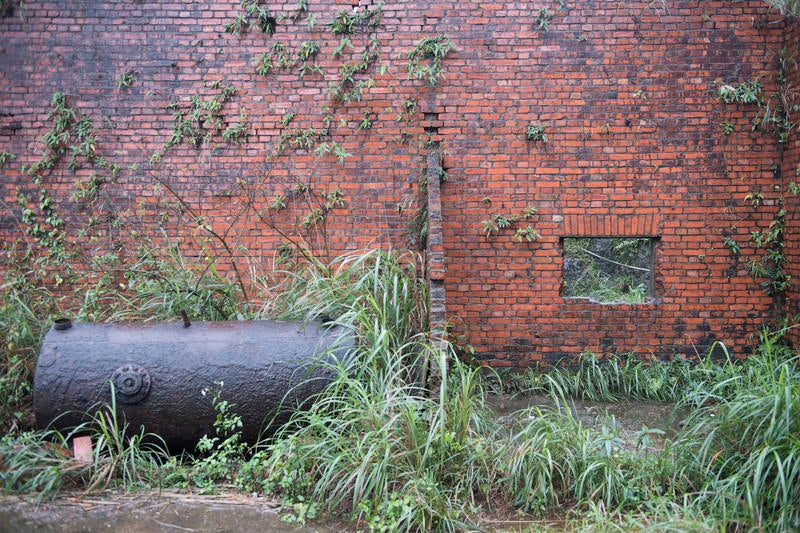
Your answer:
(437, 2), (796, 364)
(783, 18), (800, 346)
(0, 1), (797, 365)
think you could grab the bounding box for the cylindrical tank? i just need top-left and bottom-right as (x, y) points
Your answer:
(34, 319), (352, 451)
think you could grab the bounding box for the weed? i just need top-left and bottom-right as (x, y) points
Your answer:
(676, 333), (800, 531)
(1, 390), (170, 499)
(222, 107), (250, 145)
(481, 206), (537, 240)
(225, 0), (276, 36)
(721, 121), (735, 135)
(406, 35), (455, 87)
(0, 258), (60, 433)
(359, 110), (373, 130)
(189, 382), (248, 491)
(325, 3), (382, 35)
(83, 387), (171, 492)
(535, 8), (553, 31)
(116, 70), (137, 89)
(526, 122), (548, 143)
(0, 151), (16, 168)
(0, 429), (87, 499)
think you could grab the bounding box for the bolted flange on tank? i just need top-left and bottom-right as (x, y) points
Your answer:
(34, 319), (353, 451)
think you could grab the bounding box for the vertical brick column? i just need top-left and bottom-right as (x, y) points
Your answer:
(425, 147), (447, 342)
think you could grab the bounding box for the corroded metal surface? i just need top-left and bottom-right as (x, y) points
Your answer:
(34, 320), (352, 451)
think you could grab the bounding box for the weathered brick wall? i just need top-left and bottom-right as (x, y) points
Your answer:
(0, 1), (796, 365)
(436, 1), (796, 365)
(783, 18), (800, 345)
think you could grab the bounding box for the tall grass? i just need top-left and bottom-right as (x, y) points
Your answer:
(1, 394), (170, 499)
(80, 241), (248, 323)
(676, 332), (800, 531)
(0, 428), (87, 499)
(239, 250), (501, 530)
(0, 274), (58, 434)
(511, 349), (741, 404)
(237, 249), (800, 531)
(1, 238), (248, 435)
(3, 239), (799, 531)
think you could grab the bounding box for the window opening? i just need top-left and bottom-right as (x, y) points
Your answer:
(562, 237), (655, 303)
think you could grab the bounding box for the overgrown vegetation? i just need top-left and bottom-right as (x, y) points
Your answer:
(562, 237), (654, 303)
(3, 245), (799, 532)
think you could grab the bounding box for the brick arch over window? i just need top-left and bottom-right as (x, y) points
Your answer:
(561, 214), (661, 238)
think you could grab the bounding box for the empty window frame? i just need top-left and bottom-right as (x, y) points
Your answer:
(562, 237), (655, 303)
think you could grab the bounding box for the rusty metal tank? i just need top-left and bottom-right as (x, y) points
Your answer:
(34, 319), (352, 451)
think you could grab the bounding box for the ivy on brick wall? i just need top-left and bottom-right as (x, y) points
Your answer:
(717, 41), (799, 308)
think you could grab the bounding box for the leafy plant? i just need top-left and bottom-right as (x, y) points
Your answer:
(406, 35), (455, 87)
(222, 107), (250, 145)
(314, 141), (350, 162)
(225, 0), (276, 36)
(0, 151), (15, 169)
(723, 235), (741, 256)
(297, 40), (322, 76)
(721, 121), (735, 135)
(717, 79), (763, 105)
(325, 3), (382, 35)
(328, 35), (381, 103)
(535, 8), (553, 31)
(526, 122), (548, 143)
(747, 207), (791, 296)
(152, 82), (239, 159)
(274, 126), (327, 156)
(17, 92), (118, 260)
(116, 70), (137, 89)
(481, 206), (537, 239)
(189, 382), (247, 490)
(359, 111), (373, 130)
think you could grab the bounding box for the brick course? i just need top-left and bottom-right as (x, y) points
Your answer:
(1, 1), (798, 365)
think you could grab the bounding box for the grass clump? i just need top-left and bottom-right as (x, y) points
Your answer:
(1, 394), (171, 500)
(510, 349), (740, 404)
(0, 265), (59, 434)
(240, 249), (498, 530)
(675, 332), (800, 531)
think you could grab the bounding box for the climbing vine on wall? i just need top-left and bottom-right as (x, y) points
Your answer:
(406, 35), (455, 87)
(7, 0), (459, 295)
(718, 40), (799, 308)
(481, 206), (539, 242)
(149, 81), (243, 165)
(16, 92), (120, 265)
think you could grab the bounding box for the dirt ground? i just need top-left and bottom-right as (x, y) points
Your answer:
(0, 489), (329, 533)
